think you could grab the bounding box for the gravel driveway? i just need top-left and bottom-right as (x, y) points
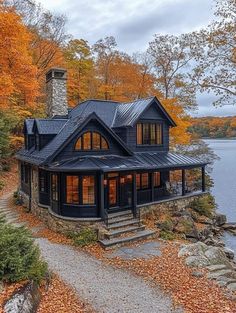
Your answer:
(36, 238), (182, 313)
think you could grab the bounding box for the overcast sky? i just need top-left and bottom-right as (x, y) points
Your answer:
(38, 0), (235, 117)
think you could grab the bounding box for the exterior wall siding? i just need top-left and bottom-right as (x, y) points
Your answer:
(55, 120), (129, 161)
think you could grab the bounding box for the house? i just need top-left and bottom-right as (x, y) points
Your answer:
(16, 68), (207, 247)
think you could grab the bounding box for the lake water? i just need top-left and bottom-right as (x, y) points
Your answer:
(205, 139), (236, 251)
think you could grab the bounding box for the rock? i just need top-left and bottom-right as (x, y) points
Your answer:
(215, 213), (227, 227)
(197, 216), (213, 225)
(4, 281), (40, 313)
(224, 247), (235, 260)
(227, 282), (236, 292)
(204, 246), (229, 265)
(156, 220), (174, 232)
(185, 255), (210, 268)
(192, 271), (204, 278)
(178, 242), (208, 258)
(222, 223), (236, 231)
(206, 264), (227, 272)
(207, 269), (234, 280)
(216, 276), (236, 287)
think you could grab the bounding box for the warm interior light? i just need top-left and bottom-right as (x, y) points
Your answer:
(120, 177), (125, 184)
(104, 179), (107, 186)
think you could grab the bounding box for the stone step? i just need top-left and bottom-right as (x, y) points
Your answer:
(99, 229), (156, 249)
(107, 219), (140, 230)
(107, 215), (134, 225)
(106, 225), (146, 239)
(107, 210), (133, 220)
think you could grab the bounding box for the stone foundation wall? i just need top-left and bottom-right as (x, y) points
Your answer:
(19, 166), (104, 238)
(139, 192), (208, 221)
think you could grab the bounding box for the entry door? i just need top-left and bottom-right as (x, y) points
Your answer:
(108, 177), (118, 208)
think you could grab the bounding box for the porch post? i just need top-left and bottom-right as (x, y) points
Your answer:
(151, 172), (155, 202)
(182, 169), (186, 196)
(132, 172), (137, 217)
(201, 166), (206, 192)
(99, 172), (105, 218)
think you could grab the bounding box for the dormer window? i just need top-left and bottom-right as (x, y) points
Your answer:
(75, 131), (109, 150)
(137, 123), (163, 145)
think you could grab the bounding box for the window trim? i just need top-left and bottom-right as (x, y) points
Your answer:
(75, 131), (109, 151)
(64, 174), (96, 206)
(136, 173), (151, 190)
(136, 122), (163, 146)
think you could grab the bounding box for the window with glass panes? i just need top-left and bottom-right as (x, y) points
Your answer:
(136, 123), (162, 145)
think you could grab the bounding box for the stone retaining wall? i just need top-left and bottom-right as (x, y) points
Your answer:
(139, 192), (208, 221)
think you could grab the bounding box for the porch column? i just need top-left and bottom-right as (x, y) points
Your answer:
(201, 166), (206, 192)
(99, 172), (105, 218)
(182, 169), (186, 196)
(151, 172), (155, 202)
(132, 172), (137, 217)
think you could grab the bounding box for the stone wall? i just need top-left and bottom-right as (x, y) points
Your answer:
(19, 166), (104, 238)
(139, 192), (208, 221)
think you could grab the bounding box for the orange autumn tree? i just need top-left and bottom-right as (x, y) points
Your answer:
(0, 5), (39, 113)
(161, 98), (191, 146)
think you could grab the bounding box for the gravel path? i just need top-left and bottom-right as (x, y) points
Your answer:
(1, 194), (182, 313)
(36, 238), (182, 313)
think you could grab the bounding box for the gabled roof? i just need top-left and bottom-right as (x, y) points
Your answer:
(17, 112), (133, 165)
(33, 119), (67, 135)
(112, 97), (176, 128)
(24, 119), (34, 135)
(69, 97), (176, 128)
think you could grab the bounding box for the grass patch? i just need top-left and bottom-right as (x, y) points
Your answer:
(159, 230), (175, 240)
(66, 228), (97, 247)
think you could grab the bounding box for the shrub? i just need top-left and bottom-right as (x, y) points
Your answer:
(157, 219), (174, 232)
(0, 222), (47, 283)
(159, 230), (175, 240)
(66, 228), (97, 247)
(190, 194), (216, 218)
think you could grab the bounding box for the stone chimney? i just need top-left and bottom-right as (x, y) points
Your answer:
(46, 68), (68, 117)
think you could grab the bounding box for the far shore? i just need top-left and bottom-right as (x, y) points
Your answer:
(202, 137), (236, 140)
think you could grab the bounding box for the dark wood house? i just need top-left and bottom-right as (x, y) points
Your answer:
(16, 68), (207, 246)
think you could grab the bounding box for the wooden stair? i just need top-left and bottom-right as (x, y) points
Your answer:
(99, 210), (155, 249)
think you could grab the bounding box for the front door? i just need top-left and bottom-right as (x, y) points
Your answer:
(108, 177), (118, 209)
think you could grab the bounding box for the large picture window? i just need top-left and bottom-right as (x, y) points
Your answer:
(65, 175), (95, 205)
(136, 123), (163, 145)
(75, 132), (109, 151)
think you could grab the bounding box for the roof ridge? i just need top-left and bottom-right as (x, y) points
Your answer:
(122, 96), (155, 105)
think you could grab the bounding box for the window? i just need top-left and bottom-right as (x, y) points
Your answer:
(75, 132), (109, 151)
(39, 174), (45, 192)
(82, 176), (95, 205)
(137, 123), (142, 145)
(66, 176), (79, 204)
(52, 174), (58, 201)
(136, 173), (150, 190)
(154, 172), (161, 187)
(83, 132), (91, 150)
(21, 163), (30, 184)
(136, 123), (163, 145)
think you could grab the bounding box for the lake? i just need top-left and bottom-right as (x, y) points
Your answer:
(205, 139), (236, 252)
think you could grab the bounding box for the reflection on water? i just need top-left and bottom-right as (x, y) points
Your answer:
(205, 139), (236, 252)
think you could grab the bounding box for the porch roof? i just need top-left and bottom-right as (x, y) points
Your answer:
(45, 152), (207, 172)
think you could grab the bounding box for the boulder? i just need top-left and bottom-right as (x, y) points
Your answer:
(215, 213), (227, 227)
(178, 241), (208, 258)
(185, 255), (210, 268)
(207, 264), (227, 272)
(207, 269), (234, 280)
(204, 246), (228, 265)
(4, 281), (40, 313)
(191, 271), (204, 278)
(227, 283), (236, 292)
(222, 223), (236, 231)
(224, 247), (235, 260)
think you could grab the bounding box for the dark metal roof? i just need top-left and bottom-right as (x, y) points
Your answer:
(69, 99), (118, 127)
(25, 119), (34, 135)
(35, 119), (67, 134)
(17, 112), (133, 165)
(45, 152), (206, 172)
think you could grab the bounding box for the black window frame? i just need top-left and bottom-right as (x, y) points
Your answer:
(136, 173), (151, 190)
(136, 122), (163, 146)
(75, 131), (109, 151)
(65, 174), (96, 206)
